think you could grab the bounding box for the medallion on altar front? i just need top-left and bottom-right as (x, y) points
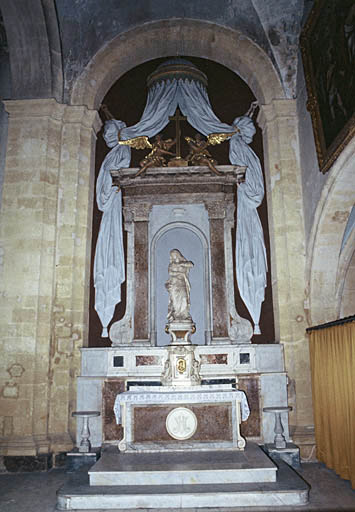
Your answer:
(166, 407), (198, 440)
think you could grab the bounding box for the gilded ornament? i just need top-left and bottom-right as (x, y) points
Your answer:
(207, 129), (239, 145)
(118, 136), (152, 150)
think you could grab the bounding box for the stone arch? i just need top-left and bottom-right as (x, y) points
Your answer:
(307, 136), (355, 325)
(70, 17), (295, 347)
(337, 228), (355, 318)
(70, 19), (285, 109)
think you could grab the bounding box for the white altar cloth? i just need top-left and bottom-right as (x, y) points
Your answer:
(114, 385), (250, 425)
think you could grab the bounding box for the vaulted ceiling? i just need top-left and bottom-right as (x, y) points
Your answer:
(0, 0), (312, 103)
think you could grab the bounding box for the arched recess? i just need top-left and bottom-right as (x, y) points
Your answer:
(307, 136), (355, 325)
(151, 221), (211, 347)
(69, 17), (316, 431)
(69, 17), (303, 350)
(70, 19), (284, 109)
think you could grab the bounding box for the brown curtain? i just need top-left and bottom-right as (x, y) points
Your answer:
(309, 321), (355, 488)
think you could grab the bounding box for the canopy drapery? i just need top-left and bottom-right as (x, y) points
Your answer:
(94, 75), (267, 337)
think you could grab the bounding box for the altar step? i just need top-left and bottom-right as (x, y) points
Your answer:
(89, 442), (277, 486)
(56, 444), (310, 509)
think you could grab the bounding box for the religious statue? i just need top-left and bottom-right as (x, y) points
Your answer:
(135, 135), (176, 177)
(185, 133), (222, 176)
(165, 249), (194, 323)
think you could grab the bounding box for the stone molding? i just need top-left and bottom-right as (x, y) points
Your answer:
(3, 98), (101, 134)
(257, 99), (298, 130)
(124, 202), (153, 222)
(204, 200), (227, 220)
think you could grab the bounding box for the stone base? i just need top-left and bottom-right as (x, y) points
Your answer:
(291, 425), (317, 462)
(89, 443), (276, 486)
(66, 450), (100, 473)
(264, 442), (301, 469)
(57, 449), (309, 510)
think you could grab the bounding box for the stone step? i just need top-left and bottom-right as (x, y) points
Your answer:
(88, 443), (277, 486)
(57, 459), (309, 510)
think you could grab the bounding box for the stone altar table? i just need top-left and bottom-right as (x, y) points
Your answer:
(113, 384), (249, 453)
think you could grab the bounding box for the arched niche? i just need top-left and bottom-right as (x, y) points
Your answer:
(150, 210), (212, 347)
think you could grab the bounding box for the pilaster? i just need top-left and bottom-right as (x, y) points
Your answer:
(258, 99), (313, 430)
(0, 99), (100, 455)
(204, 200), (229, 340)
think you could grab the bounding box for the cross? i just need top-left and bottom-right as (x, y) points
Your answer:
(169, 107), (187, 159)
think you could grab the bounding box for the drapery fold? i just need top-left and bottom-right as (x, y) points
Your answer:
(95, 77), (267, 336)
(309, 322), (355, 488)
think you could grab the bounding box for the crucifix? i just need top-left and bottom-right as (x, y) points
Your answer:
(168, 107), (188, 166)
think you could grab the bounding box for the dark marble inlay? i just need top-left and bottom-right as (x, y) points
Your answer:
(103, 379), (125, 441)
(113, 356), (124, 367)
(133, 404), (232, 443)
(202, 378), (236, 387)
(127, 381), (161, 390)
(134, 222), (148, 340)
(210, 218), (228, 337)
(238, 376), (261, 438)
(239, 352), (250, 364)
(200, 353), (228, 365)
(136, 355), (162, 366)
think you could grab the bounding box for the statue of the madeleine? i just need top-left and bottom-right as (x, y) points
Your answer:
(165, 249), (194, 323)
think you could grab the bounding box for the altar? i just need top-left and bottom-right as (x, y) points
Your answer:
(60, 59), (307, 510)
(113, 384), (249, 453)
(77, 158), (290, 450)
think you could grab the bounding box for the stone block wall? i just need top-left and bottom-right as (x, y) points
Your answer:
(0, 99), (100, 456)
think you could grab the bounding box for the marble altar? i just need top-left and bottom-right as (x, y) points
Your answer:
(77, 166), (290, 476)
(113, 384), (249, 452)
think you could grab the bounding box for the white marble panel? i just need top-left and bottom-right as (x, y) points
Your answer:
(81, 348), (108, 376)
(81, 344), (285, 378)
(256, 344), (285, 372)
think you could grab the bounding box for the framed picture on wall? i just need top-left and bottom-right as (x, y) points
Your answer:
(301, 0), (355, 173)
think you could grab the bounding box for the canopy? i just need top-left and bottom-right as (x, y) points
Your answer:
(95, 61), (267, 337)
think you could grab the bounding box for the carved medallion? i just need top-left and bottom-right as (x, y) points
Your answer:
(176, 357), (186, 373)
(166, 407), (197, 440)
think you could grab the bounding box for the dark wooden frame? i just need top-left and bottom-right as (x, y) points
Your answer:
(301, 0), (355, 173)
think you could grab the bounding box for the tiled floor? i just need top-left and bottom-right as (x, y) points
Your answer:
(0, 462), (354, 512)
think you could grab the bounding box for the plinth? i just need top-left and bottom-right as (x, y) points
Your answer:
(161, 321), (201, 386)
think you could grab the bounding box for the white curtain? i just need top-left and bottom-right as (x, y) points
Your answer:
(95, 78), (266, 336)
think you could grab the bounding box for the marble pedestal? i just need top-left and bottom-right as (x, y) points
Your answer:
(264, 442), (301, 469)
(66, 450), (99, 473)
